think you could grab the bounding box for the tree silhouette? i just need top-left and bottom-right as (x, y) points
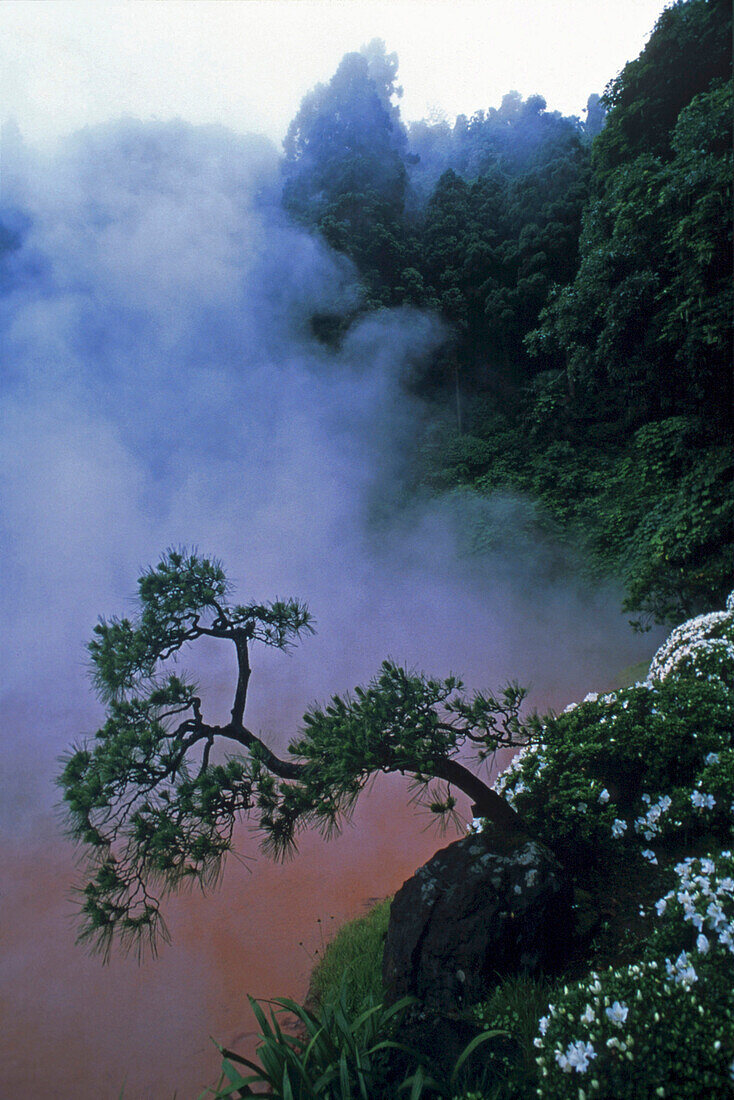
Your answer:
(59, 550), (533, 956)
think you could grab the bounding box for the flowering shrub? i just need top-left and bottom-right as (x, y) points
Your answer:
(533, 956), (733, 1098)
(481, 594), (734, 1096)
(647, 601), (734, 686)
(493, 677), (733, 871)
(490, 591), (734, 872)
(533, 851), (734, 1098)
(646, 850), (734, 960)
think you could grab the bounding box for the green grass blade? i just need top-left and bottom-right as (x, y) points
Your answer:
(449, 1028), (508, 1088)
(339, 1048), (352, 1100)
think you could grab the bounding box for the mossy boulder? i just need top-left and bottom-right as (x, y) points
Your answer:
(382, 831), (573, 1011)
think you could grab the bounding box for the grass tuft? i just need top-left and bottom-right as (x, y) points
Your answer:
(309, 898), (392, 1016)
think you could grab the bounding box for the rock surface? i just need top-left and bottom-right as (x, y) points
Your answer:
(382, 830), (573, 1010)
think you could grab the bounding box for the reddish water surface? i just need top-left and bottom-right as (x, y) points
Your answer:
(2, 637), (657, 1098)
(3, 777), (452, 1098)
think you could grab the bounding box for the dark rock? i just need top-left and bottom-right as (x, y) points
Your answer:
(382, 830), (573, 1010)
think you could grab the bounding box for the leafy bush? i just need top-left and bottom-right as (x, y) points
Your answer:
(647, 597), (734, 684)
(482, 592), (734, 1097)
(531, 851), (734, 1098)
(203, 986), (504, 1100)
(467, 975), (555, 1098)
(493, 593), (734, 873)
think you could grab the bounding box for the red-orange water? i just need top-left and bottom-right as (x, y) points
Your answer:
(2, 628), (656, 1099)
(3, 776), (447, 1098)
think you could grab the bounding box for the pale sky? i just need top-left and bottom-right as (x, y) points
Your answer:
(1, 0), (671, 150)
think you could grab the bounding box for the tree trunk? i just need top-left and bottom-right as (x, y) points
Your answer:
(433, 758), (525, 832)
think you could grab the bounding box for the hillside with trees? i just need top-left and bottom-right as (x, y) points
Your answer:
(52, 3), (733, 1096)
(281, 0), (733, 628)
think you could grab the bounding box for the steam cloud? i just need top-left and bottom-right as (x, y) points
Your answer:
(0, 119), (658, 1096)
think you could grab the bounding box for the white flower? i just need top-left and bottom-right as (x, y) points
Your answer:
(641, 849), (658, 864)
(556, 1040), (596, 1074)
(598, 788), (610, 804)
(539, 1016), (550, 1036)
(666, 952), (698, 988)
(611, 819), (627, 839)
(691, 791), (716, 810)
(605, 1001), (628, 1026)
(704, 753), (720, 766)
(706, 901), (726, 927)
(696, 934), (710, 954)
(655, 898), (667, 916)
(580, 1004), (596, 1025)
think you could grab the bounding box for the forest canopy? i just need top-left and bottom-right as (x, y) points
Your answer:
(280, 0), (733, 626)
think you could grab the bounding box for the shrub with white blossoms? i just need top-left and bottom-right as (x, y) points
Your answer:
(647, 592), (734, 686)
(470, 598), (734, 1097)
(647, 850), (734, 960)
(493, 740), (547, 809)
(533, 957), (733, 1098)
(534, 851), (734, 1098)
(488, 590), (734, 871)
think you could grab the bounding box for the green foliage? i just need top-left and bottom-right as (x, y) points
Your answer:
(532, 851), (734, 1097)
(498, 675), (733, 872)
(529, 70), (733, 438)
(420, 406), (734, 624)
(527, 0), (732, 446)
(279, 661), (533, 851)
(495, 595), (734, 874)
(592, 423), (734, 624)
(281, 3), (731, 623)
(594, 0), (731, 171)
(468, 975), (555, 1098)
(309, 900), (392, 1017)
(282, 41), (410, 302)
(60, 550), (534, 954)
(409, 91), (587, 205)
(203, 988), (505, 1100)
(201, 989), (419, 1099)
(58, 549), (316, 956)
(483, 595), (734, 1096)
(414, 0), (732, 624)
(534, 953), (733, 1097)
(405, 116), (589, 390)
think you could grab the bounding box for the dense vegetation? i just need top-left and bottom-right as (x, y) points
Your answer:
(51, 3), (732, 1095)
(281, 0), (733, 626)
(205, 590), (734, 1098)
(193, 8), (734, 1095)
